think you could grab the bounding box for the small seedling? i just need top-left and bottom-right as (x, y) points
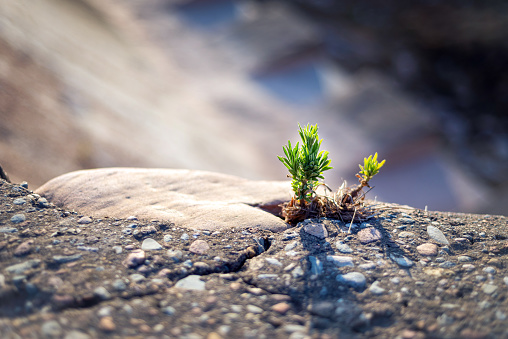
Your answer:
(359, 153), (386, 185)
(341, 152), (386, 205)
(278, 123), (385, 224)
(278, 123), (332, 204)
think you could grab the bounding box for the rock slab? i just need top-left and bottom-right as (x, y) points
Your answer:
(36, 168), (292, 232)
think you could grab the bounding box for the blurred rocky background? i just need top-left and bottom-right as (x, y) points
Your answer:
(0, 0), (506, 215)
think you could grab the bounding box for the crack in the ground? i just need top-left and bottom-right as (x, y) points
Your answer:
(44, 236), (273, 313)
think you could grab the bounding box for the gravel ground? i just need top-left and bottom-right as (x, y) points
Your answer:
(0, 178), (507, 339)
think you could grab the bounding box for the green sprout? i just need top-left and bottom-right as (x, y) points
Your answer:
(341, 152), (386, 206)
(358, 153), (386, 185)
(278, 123), (332, 204)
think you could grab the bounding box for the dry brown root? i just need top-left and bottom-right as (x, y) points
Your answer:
(280, 197), (313, 224)
(280, 186), (373, 225)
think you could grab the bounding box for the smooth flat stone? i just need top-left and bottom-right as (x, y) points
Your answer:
(416, 243), (438, 256)
(427, 225), (449, 245)
(141, 238), (162, 251)
(174, 275), (206, 291)
(36, 168), (292, 232)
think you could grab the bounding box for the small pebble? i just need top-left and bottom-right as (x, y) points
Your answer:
(358, 227), (382, 244)
(307, 301), (335, 317)
(247, 287), (264, 295)
(369, 281), (386, 295)
(336, 272), (366, 291)
(303, 222), (328, 239)
(285, 250), (299, 257)
(163, 234), (173, 242)
(41, 320), (62, 338)
(246, 305), (263, 314)
(167, 250), (183, 261)
(335, 241), (353, 254)
(141, 238), (162, 251)
(0, 227), (18, 233)
(481, 283), (498, 294)
(189, 240), (210, 255)
(462, 264), (475, 272)
(284, 241), (298, 252)
(98, 307), (112, 317)
(13, 198), (26, 205)
(283, 324), (306, 334)
(390, 277), (400, 284)
(37, 197), (49, 207)
(53, 254), (82, 264)
(292, 266), (304, 279)
(454, 237), (470, 244)
(476, 275), (486, 282)
(326, 255), (354, 267)
(390, 254), (413, 268)
(399, 217), (415, 224)
(257, 274), (278, 279)
(181, 233), (190, 241)
(112, 279), (127, 291)
(398, 231), (415, 238)
(457, 256), (472, 262)
(271, 302), (291, 315)
(175, 275), (206, 291)
(10, 214), (26, 224)
(416, 243), (438, 256)
(122, 249), (146, 268)
(99, 316), (116, 332)
(162, 306), (176, 315)
(438, 261), (456, 268)
(359, 262), (376, 270)
(483, 267), (496, 275)
(76, 246), (98, 252)
(265, 258), (282, 267)
(5, 259), (41, 274)
(14, 241), (33, 256)
(282, 231), (298, 241)
(93, 286), (111, 300)
(77, 216), (92, 225)
(129, 273), (146, 283)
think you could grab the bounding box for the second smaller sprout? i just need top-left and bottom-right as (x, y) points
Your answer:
(358, 153), (386, 186)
